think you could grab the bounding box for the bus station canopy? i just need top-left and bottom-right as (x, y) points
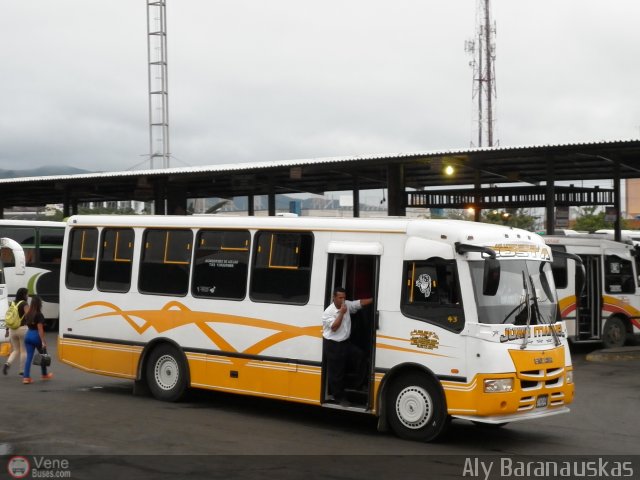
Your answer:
(1, 139), (640, 226)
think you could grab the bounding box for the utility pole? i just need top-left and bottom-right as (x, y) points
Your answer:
(147, 1), (170, 169)
(465, 0), (497, 147)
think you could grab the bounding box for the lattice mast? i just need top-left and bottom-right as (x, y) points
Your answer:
(147, 1), (170, 168)
(465, 0), (497, 147)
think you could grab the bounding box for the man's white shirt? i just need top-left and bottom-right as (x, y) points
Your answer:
(322, 300), (362, 342)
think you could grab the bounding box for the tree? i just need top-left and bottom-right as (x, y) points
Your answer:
(482, 208), (536, 230)
(573, 206), (628, 232)
(78, 205), (137, 215)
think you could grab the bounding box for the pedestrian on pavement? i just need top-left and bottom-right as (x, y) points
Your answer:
(22, 295), (52, 384)
(3, 287), (29, 376)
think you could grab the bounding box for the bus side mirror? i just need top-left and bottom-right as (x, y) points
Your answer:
(575, 263), (586, 296)
(483, 258), (500, 296)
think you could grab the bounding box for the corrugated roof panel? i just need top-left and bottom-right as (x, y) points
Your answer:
(1, 138), (638, 184)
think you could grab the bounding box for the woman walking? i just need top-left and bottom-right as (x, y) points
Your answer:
(3, 287), (29, 376)
(22, 295), (52, 384)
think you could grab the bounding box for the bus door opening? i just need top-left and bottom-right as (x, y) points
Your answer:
(322, 253), (379, 409)
(577, 255), (602, 340)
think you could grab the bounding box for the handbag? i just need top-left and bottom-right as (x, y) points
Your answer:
(33, 348), (51, 367)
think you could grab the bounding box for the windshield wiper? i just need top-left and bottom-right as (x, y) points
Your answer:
(528, 274), (561, 347)
(520, 272), (532, 350)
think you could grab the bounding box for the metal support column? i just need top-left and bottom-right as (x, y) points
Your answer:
(352, 176), (360, 218)
(248, 194), (255, 216)
(153, 180), (166, 215)
(545, 155), (556, 235)
(614, 160), (621, 242)
(474, 170), (481, 222)
(63, 189), (71, 218)
(167, 186), (187, 215)
(268, 192), (276, 216)
(387, 164), (406, 216)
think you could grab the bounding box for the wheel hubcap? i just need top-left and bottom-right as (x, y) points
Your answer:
(395, 386), (432, 429)
(154, 354), (179, 391)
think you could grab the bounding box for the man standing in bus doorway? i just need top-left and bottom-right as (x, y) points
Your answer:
(322, 287), (372, 407)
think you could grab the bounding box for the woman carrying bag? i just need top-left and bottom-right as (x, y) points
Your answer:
(23, 295), (52, 384)
(3, 287), (29, 376)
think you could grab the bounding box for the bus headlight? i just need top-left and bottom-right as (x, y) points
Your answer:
(483, 378), (514, 393)
(566, 370), (573, 384)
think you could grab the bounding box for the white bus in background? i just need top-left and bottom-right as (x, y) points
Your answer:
(0, 237), (26, 334)
(545, 234), (640, 348)
(58, 215), (575, 442)
(594, 229), (640, 245)
(0, 220), (65, 329)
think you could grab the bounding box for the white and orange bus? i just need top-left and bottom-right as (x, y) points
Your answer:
(545, 234), (640, 348)
(58, 215), (575, 441)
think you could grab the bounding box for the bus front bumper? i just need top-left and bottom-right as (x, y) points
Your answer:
(452, 406), (570, 424)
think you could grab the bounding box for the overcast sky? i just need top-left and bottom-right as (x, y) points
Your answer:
(1, 0), (639, 174)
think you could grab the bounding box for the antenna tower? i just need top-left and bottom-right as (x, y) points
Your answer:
(465, 0), (497, 147)
(147, 1), (170, 168)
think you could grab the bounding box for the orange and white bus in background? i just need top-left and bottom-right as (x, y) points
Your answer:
(58, 215), (575, 442)
(545, 234), (640, 348)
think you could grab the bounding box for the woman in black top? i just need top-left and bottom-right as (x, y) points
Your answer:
(22, 295), (52, 383)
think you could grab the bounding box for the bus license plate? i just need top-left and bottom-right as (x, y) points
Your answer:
(536, 395), (548, 408)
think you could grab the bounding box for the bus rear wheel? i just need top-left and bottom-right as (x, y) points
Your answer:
(146, 344), (188, 402)
(386, 373), (448, 442)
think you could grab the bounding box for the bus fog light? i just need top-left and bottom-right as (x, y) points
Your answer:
(484, 378), (514, 393)
(566, 370), (573, 384)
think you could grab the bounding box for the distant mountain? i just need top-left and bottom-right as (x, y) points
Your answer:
(0, 166), (92, 179)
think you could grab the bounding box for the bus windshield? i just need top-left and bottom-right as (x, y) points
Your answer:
(470, 260), (558, 325)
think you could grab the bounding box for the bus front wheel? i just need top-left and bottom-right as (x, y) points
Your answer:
(146, 344), (188, 402)
(602, 317), (627, 349)
(386, 373), (449, 442)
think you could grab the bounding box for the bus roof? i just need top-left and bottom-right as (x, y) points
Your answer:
(543, 234), (636, 250)
(0, 219), (64, 228)
(66, 215), (545, 247)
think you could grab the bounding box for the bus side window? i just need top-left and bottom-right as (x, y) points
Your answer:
(0, 226), (36, 266)
(66, 228), (99, 290)
(39, 227), (64, 264)
(0, 248), (13, 267)
(605, 255), (635, 294)
(192, 229), (250, 300)
(139, 229), (192, 296)
(97, 228), (135, 293)
(250, 231), (313, 304)
(401, 258), (464, 332)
